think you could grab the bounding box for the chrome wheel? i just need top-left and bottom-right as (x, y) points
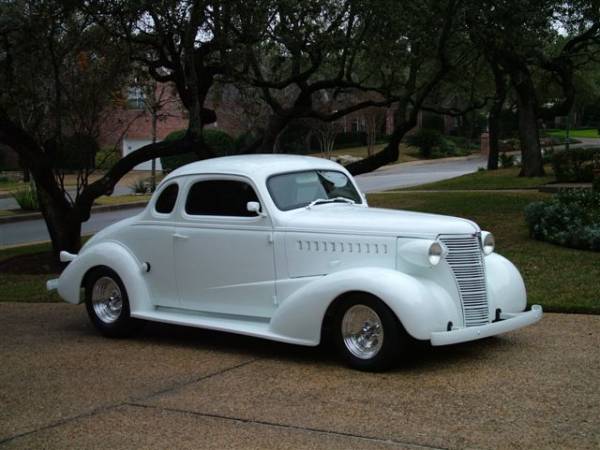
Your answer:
(91, 276), (123, 324)
(341, 304), (384, 359)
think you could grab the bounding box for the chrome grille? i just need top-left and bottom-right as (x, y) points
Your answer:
(439, 235), (489, 327)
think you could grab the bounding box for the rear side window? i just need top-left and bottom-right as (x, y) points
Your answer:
(185, 180), (259, 217)
(155, 183), (179, 214)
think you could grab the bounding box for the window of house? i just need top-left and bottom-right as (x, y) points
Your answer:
(185, 180), (259, 217)
(127, 86), (145, 109)
(155, 183), (179, 214)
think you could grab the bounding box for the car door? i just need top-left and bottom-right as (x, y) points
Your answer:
(173, 176), (276, 318)
(126, 181), (180, 308)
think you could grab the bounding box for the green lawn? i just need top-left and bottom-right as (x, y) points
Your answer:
(0, 242), (60, 303)
(546, 128), (599, 139)
(2, 192), (599, 313)
(95, 194), (150, 205)
(368, 191), (600, 314)
(403, 166), (555, 191)
(0, 179), (25, 192)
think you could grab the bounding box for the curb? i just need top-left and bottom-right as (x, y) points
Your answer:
(538, 183), (593, 193)
(0, 201), (147, 225)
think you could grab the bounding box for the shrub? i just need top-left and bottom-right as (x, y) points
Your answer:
(405, 128), (442, 158)
(499, 152), (516, 168)
(12, 183), (39, 211)
(95, 146), (121, 170)
(524, 189), (600, 251)
(551, 147), (600, 182)
(160, 129), (235, 172)
(130, 178), (154, 194)
(334, 131), (368, 150)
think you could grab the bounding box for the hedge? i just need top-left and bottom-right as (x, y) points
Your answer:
(160, 129), (235, 172)
(551, 147), (600, 182)
(524, 189), (600, 251)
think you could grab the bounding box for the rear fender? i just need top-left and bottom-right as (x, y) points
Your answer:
(56, 241), (152, 313)
(269, 267), (461, 345)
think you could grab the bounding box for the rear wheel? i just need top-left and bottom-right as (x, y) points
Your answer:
(333, 295), (406, 371)
(85, 267), (142, 338)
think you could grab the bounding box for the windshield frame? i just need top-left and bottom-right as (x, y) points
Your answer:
(266, 169), (363, 211)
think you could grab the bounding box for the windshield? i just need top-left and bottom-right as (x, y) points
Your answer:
(267, 170), (362, 211)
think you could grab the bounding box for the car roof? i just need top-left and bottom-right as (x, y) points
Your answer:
(162, 154), (346, 183)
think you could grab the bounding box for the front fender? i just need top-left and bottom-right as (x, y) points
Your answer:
(485, 253), (527, 313)
(56, 241), (151, 313)
(269, 267), (462, 345)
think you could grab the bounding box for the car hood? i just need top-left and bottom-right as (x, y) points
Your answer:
(275, 204), (479, 237)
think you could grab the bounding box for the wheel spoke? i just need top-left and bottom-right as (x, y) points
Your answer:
(92, 277), (123, 324)
(342, 305), (384, 359)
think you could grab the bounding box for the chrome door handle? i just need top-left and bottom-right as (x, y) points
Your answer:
(173, 233), (189, 240)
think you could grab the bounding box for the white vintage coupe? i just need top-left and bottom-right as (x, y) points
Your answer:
(48, 154), (542, 371)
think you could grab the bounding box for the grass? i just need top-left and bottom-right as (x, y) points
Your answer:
(403, 166), (555, 191)
(2, 191), (599, 314)
(0, 179), (24, 192)
(368, 191), (600, 314)
(546, 128), (600, 139)
(0, 242), (60, 303)
(95, 194), (150, 206)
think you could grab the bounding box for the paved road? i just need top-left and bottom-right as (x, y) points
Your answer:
(355, 156), (485, 193)
(0, 184), (132, 210)
(0, 207), (144, 247)
(0, 303), (598, 449)
(0, 157), (485, 247)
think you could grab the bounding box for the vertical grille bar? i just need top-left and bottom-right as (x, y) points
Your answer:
(439, 235), (489, 327)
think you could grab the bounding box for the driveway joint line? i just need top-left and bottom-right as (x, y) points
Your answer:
(0, 358), (260, 446)
(135, 357), (260, 402)
(126, 402), (447, 450)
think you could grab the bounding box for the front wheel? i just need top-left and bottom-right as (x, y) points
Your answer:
(84, 267), (143, 338)
(333, 295), (407, 371)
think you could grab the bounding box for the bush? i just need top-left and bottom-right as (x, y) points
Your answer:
(12, 183), (39, 211)
(499, 152), (516, 168)
(551, 147), (600, 182)
(405, 128), (442, 158)
(95, 147), (121, 170)
(406, 129), (472, 159)
(333, 131), (368, 150)
(524, 189), (600, 251)
(160, 129), (236, 172)
(130, 178), (154, 194)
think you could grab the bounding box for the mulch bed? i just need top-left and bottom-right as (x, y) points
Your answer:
(0, 252), (60, 275)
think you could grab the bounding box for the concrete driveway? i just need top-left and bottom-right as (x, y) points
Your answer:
(1, 303), (598, 449)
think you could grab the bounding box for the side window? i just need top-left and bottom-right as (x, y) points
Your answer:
(185, 180), (259, 217)
(155, 183), (179, 214)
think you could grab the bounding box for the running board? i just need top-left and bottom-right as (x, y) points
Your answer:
(131, 308), (314, 346)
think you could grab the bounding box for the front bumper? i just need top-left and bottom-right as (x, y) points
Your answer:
(430, 305), (543, 346)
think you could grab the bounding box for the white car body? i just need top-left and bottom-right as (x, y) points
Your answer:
(49, 154), (542, 347)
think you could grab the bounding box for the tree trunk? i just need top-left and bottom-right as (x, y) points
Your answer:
(257, 115), (290, 153)
(516, 91), (544, 176)
(486, 60), (507, 171)
(509, 66), (545, 177)
(487, 111), (500, 170)
(36, 187), (81, 264)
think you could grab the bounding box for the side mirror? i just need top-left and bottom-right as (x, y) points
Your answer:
(247, 201), (265, 217)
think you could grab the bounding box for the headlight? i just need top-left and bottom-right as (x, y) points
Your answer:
(428, 242), (444, 266)
(481, 231), (495, 255)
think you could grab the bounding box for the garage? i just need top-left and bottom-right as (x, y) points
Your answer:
(122, 139), (163, 171)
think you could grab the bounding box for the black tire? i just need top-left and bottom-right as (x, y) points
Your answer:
(84, 267), (143, 338)
(332, 294), (407, 372)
